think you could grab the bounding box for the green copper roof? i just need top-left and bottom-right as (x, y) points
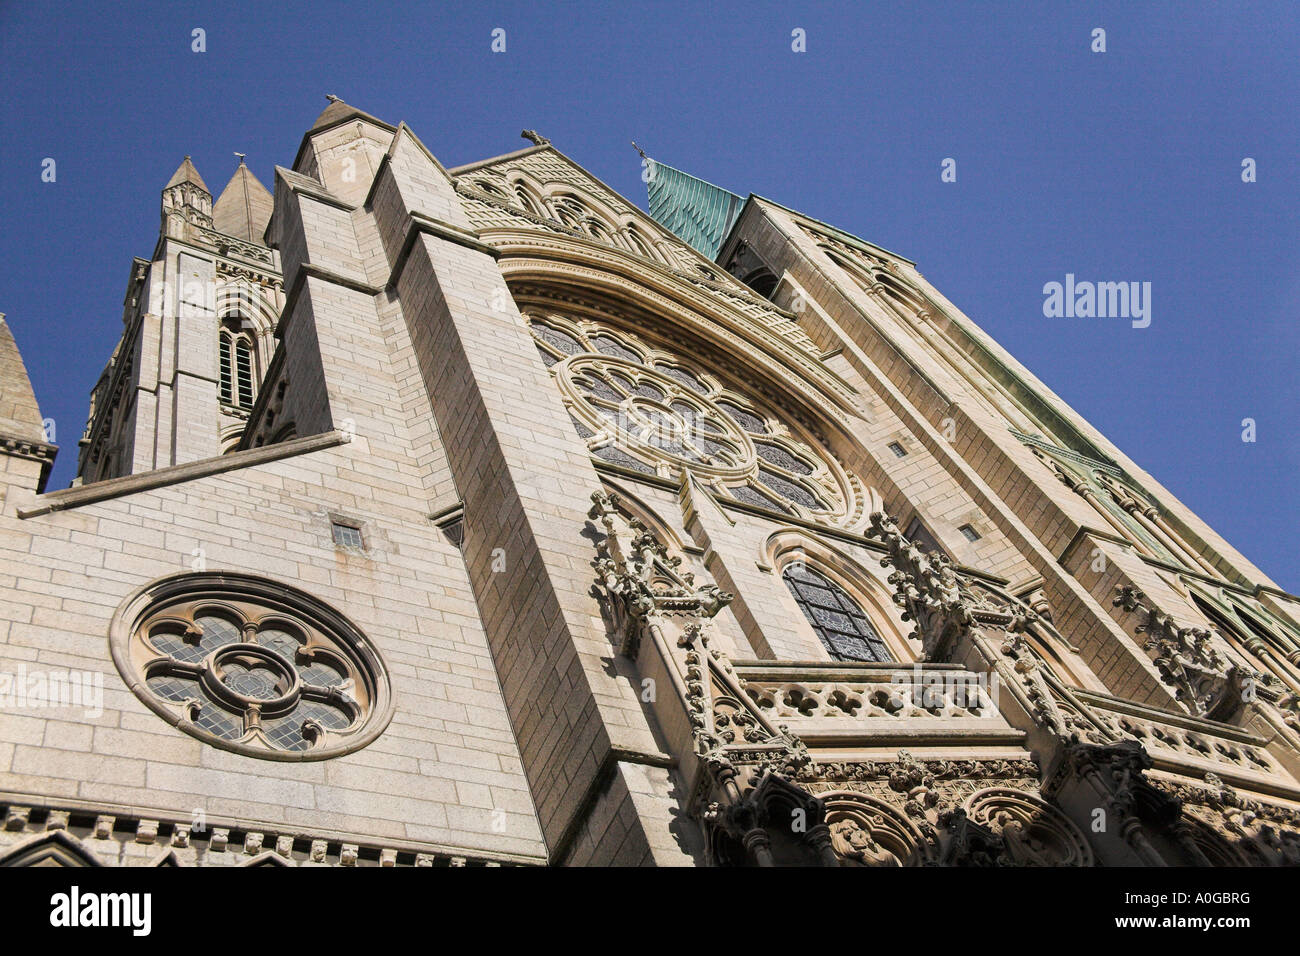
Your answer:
(645, 159), (745, 259)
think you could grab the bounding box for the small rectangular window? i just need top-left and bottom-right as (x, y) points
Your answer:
(887, 441), (907, 458)
(331, 521), (364, 549)
(958, 524), (981, 542)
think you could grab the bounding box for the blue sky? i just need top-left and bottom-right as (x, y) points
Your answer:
(1, 1), (1296, 590)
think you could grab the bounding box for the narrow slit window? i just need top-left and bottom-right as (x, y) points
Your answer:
(235, 338), (254, 409)
(887, 441), (907, 458)
(218, 333), (233, 406)
(958, 524), (981, 542)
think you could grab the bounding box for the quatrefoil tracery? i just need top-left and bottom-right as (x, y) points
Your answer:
(140, 605), (361, 754)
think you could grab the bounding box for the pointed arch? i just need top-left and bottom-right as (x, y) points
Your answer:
(620, 222), (661, 263)
(597, 476), (690, 557)
(503, 170), (549, 218)
(0, 829), (104, 867)
(241, 850), (291, 867)
(764, 529), (915, 663)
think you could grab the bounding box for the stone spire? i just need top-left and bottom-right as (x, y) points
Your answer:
(161, 155), (213, 237)
(164, 155), (209, 192)
(0, 313), (57, 491)
(213, 157), (274, 244)
(307, 95), (392, 135)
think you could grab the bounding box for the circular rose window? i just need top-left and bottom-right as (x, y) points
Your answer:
(111, 573), (393, 760)
(527, 312), (867, 527)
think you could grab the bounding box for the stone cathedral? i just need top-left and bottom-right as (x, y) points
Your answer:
(2, 98), (1299, 868)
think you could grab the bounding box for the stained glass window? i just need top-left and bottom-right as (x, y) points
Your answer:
(782, 564), (892, 663)
(527, 315), (862, 525)
(115, 576), (389, 760)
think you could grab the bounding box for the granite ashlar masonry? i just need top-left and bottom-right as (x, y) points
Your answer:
(2, 98), (1299, 867)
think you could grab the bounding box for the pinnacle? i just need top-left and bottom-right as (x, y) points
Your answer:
(164, 155), (209, 193)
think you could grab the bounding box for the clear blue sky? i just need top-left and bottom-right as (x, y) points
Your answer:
(1, 1), (1296, 591)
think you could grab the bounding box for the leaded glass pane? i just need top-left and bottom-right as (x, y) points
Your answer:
(592, 443), (656, 474)
(147, 672), (201, 702)
(258, 628), (301, 662)
(222, 661), (282, 699)
(192, 704), (244, 741)
(149, 615), (240, 663)
(591, 335), (640, 362)
(577, 375), (622, 403)
(728, 483), (790, 513)
(756, 442), (814, 475)
(782, 565), (891, 663)
(263, 699), (353, 752)
(535, 324), (584, 356)
(758, 469), (823, 510)
(656, 364), (707, 394)
(299, 659), (346, 688)
(718, 401), (767, 434)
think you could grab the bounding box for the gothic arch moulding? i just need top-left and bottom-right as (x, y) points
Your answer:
(525, 311), (872, 531)
(820, 790), (934, 866)
(764, 528), (917, 663)
(497, 252), (865, 434)
(596, 476), (691, 558)
(963, 787), (1095, 866)
(0, 829), (104, 868)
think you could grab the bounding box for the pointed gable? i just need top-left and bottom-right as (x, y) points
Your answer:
(164, 155), (209, 193)
(0, 314), (49, 445)
(213, 162), (274, 243)
(308, 96), (393, 136)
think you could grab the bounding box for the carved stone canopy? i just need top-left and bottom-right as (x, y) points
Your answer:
(1113, 586), (1254, 722)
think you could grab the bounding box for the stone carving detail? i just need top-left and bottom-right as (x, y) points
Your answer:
(1113, 585), (1255, 721)
(193, 226), (273, 264)
(961, 787), (1094, 866)
(1043, 738), (1183, 865)
(0, 802), (518, 868)
(822, 791), (930, 866)
(1155, 773), (1300, 866)
(829, 818), (901, 866)
(798, 753), (1047, 863)
(589, 490), (837, 865)
(744, 674), (994, 722)
(867, 512), (972, 661)
(546, 317), (865, 526)
(589, 489), (731, 657)
(867, 512), (1036, 662)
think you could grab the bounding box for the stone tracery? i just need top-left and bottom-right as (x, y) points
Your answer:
(531, 313), (866, 526)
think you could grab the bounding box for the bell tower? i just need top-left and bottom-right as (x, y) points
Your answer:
(77, 154), (282, 483)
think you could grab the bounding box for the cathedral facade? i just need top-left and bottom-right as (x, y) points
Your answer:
(1, 98), (1298, 867)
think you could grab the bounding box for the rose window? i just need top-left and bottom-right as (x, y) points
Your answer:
(528, 313), (865, 526)
(112, 574), (391, 760)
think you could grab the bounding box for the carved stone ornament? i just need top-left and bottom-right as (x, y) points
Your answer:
(1156, 772), (1300, 866)
(1113, 585), (1255, 721)
(588, 489), (731, 657)
(866, 511), (1037, 662)
(588, 490), (831, 865)
(961, 787), (1094, 866)
(820, 790), (935, 866)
